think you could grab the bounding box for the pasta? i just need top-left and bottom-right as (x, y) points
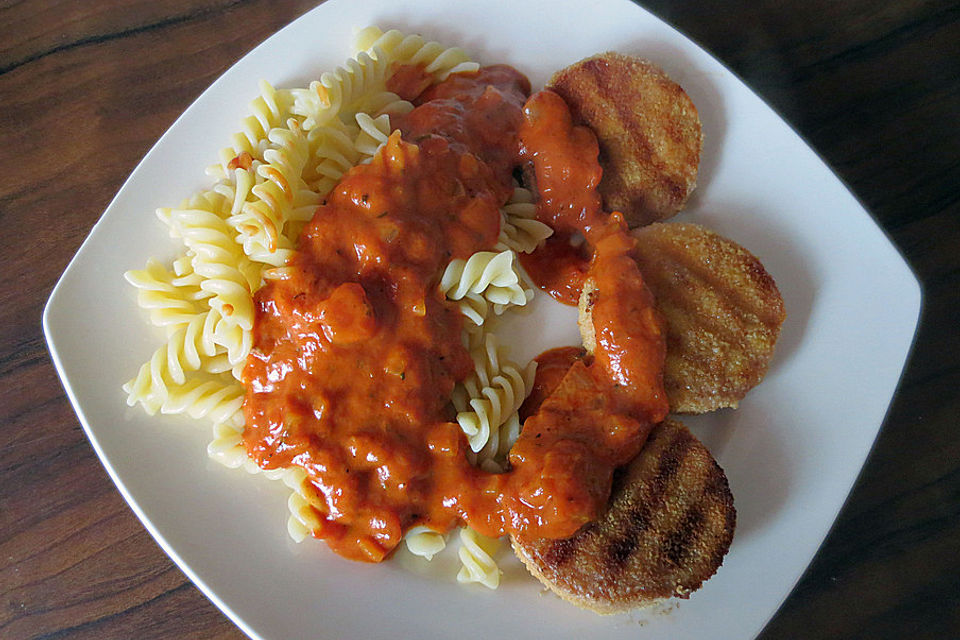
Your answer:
(353, 112), (392, 158)
(228, 122), (316, 263)
(209, 80), (296, 180)
(496, 186), (554, 254)
(457, 527), (502, 589)
(206, 421), (249, 469)
(354, 27), (480, 82)
(168, 207), (259, 331)
(290, 50), (411, 132)
(305, 118), (363, 194)
(450, 332), (536, 462)
(285, 468), (326, 543)
(404, 526), (448, 560)
(159, 374), (245, 427)
(125, 26), (541, 587)
(440, 250), (534, 326)
(124, 258), (207, 330)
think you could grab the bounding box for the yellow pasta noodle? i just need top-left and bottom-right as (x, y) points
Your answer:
(440, 250), (534, 325)
(457, 527), (502, 590)
(404, 526), (448, 561)
(354, 27), (480, 82)
(126, 25), (547, 589)
(496, 186), (554, 254)
(451, 332), (536, 456)
(124, 258), (207, 330)
(209, 80), (295, 180)
(227, 121), (314, 263)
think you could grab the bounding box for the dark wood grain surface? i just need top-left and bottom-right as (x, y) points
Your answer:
(1, 1), (957, 638)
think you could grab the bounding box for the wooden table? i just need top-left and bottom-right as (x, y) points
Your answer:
(2, 1), (957, 638)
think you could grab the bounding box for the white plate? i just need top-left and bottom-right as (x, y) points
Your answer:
(43, 0), (921, 638)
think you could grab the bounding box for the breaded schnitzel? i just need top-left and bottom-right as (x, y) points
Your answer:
(511, 418), (735, 613)
(548, 53), (702, 227)
(631, 222), (786, 413)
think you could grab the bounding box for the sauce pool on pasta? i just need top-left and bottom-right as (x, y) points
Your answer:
(242, 63), (668, 561)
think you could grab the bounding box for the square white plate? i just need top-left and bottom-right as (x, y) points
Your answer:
(43, 0), (921, 638)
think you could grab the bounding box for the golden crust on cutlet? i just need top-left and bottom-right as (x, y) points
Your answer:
(548, 52), (702, 228)
(577, 278), (598, 355)
(511, 418), (735, 613)
(632, 222), (786, 413)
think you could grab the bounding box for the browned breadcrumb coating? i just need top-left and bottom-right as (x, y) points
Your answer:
(511, 418), (735, 613)
(548, 52), (702, 228)
(577, 277), (599, 355)
(631, 222), (786, 413)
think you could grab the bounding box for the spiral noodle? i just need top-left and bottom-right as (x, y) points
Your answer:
(124, 317), (240, 403)
(160, 374), (245, 426)
(124, 258), (207, 330)
(213, 166), (258, 217)
(456, 527), (502, 589)
(207, 422), (293, 482)
(209, 80), (295, 179)
(157, 189), (233, 231)
(440, 250), (533, 326)
(354, 112), (392, 158)
(291, 50), (411, 133)
(404, 526), (447, 560)
(168, 254), (213, 298)
(227, 120), (317, 262)
(168, 208), (259, 330)
(284, 468), (327, 543)
(454, 292), (490, 327)
(305, 118), (363, 195)
(207, 421), (247, 469)
(495, 186), (553, 254)
(452, 332), (537, 456)
(355, 26), (480, 82)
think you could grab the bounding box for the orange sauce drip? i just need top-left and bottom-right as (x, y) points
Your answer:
(505, 89), (670, 540)
(519, 346), (585, 421)
(516, 89), (611, 307)
(517, 234), (591, 306)
(517, 89), (668, 418)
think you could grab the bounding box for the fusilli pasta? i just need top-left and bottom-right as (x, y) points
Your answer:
(291, 50), (410, 132)
(451, 332), (536, 456)
(124, 258), (207, 330)
(404, 526), (447, 560)
(457, 527), (502, 589)
(126, 25), (542, 589)
(209, 80), (296, 180)
(354, 27), (480, 82)
(496, 186), (553, 254)
(168, 208), (259, 330)
(440, 250), (533, 325)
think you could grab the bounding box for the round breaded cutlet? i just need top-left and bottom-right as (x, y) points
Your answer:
(631, 222), (786, 413)
(511, 418), (735, 614)
(548, 52), (702, 228)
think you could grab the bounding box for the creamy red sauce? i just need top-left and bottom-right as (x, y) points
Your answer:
(518, 234), (590, 306)
(516, 89), (607, 307)
(518, 90), (668, 419)
(243, 69), (667, 561)
(519, 346), (586, 421)
(505, 90), (669, 540)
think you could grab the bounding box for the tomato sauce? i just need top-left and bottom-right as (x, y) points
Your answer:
(243, 69), (667, 562)
(516, 89), (608, 307)
(500, 90), (669, 540)
(517, 234), (590, 306)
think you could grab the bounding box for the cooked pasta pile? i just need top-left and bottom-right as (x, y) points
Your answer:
(124, 26), (552, 589)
